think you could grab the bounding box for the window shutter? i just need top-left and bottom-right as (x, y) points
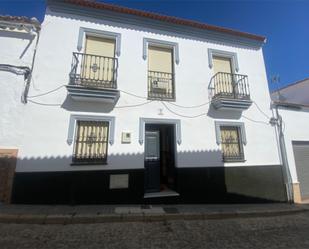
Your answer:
(85, 36), (115, 57)
(213, 56), (232, 74)
(148, 46), (173, 73)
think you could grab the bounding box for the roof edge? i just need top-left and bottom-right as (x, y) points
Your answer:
(271, 77), (309, 94)
(52, 0), (266, 43)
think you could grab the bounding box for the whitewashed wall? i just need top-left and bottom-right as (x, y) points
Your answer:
(276, 107), (309, 183)
(0, 29), (37, 149)
(16, 9), (280, 172)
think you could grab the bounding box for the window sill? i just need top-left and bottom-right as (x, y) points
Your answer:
(147, 97), (176, 102)
(222, 159), (246, 163)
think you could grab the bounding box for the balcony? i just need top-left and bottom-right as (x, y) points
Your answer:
(66, 52), (119, 103)
(148, 71), (175, 100)
(208, 72), (252, 110)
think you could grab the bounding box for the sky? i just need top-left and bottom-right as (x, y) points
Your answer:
(0, 0), (308, 92)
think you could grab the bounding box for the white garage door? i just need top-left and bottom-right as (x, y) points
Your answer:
(292, 141), (309, 200)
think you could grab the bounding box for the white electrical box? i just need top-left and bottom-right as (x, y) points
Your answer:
(121, 132), (131, 143)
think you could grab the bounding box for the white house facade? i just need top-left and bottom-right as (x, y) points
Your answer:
(1, 0), (287, 204)
(0, 15), (40, 203)
(271, 78), (309, 204)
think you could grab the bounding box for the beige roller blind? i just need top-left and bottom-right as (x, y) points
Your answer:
(213, 56), (232, 74)
(213, 56), (233, 94)
(82, 36), (116, 83)
(148, 46), (173, 73)
(85, 36), (115, 57)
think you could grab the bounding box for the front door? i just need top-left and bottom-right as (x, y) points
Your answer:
(144, 131), (161, 193)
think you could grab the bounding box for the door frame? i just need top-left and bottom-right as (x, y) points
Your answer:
(139, 117), (182, 146)
(140, 118), (180, 193)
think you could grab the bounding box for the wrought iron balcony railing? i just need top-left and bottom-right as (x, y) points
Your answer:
(209, 72), (250, 100)
(148, 70), (175, 100)
(70, 52), (118, 89)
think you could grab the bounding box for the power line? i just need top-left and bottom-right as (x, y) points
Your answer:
(242, 115), (270, 125)
(28, 99), (62, 106)
(161, 102), (207, 118)
(28, 85), (65, 98)
(115, 101), (153, 108)
(168, 100), (210, 109)
(119, 90), (147, 100)
(253, 101), (271, 119)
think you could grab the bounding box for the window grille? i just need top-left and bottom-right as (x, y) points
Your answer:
(73, 120), (109, 164)
(220, 126), (244, 161)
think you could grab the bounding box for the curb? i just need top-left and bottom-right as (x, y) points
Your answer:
(0, 208), (307, 224)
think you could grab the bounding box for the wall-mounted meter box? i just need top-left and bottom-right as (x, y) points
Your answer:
(121, 132), (131, 143)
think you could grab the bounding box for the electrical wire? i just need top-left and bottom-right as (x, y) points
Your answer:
(119, 90), (147, 100)
(161, 101), (207, 118)
(242, 115), (270, 125)
(167, 100), (211, 109)
(120, 89), (211, 109)
(27, 85), (66, 98)
(253, 101), (271, 119)
(114, 101), (153, 108)
(28, 99), (62, 106)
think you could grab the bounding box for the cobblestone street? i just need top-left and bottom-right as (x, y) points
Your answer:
(0, 212), (309, 249)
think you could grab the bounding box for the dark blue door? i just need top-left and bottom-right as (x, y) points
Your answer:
(144, 131), (160, 193)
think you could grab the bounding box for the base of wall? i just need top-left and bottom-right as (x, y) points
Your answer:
(12, 165), (287, 204)
(0, 149), (18, 204)
(293, 182), (302, 203)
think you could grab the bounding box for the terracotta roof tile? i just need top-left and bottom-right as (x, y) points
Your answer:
(0, 15), (40, 27)
(62, 0), (266, 42)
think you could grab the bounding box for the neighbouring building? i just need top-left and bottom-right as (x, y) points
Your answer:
(1, 0), (287, 204)
(0, 15), (40, 203)
(271, 78), (309, 204)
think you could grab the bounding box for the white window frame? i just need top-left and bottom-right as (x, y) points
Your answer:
(67, 114), (115, 145)
(143, 37), (179, 64)
(208, 48), (239, 73)
(214, 121), (246, 145)
(139, 117), (182, 145)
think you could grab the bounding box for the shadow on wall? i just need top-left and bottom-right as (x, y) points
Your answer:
(207, 105), (242, 119)
(12, 149), (287, 204)
(61, 95), (117, 113)
(0, 31), (35, 59)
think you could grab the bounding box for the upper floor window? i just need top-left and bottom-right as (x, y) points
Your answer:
(147, 45), (175, 100)
(208, 49), (250, 102)
(70, 31), (119, 90)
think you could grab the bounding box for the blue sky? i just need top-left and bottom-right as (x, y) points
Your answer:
(1, 0), (308, 91)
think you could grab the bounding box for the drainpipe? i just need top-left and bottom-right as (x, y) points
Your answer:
(21, 23), (41, 104)
(271, 103), (294, 203)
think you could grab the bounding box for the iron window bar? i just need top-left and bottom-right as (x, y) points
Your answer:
(70, 52), (118, 89)
(72, 120), (109, 164)
(148, 70), (175, 100)
(209, 72), (250, 100)
(220, 126), (245, 162)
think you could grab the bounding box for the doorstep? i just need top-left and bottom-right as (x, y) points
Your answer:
(144, 189), (180, 199)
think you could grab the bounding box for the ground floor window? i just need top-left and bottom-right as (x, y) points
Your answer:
(72, 120), (109, 164)
(220, 126), (244, 162)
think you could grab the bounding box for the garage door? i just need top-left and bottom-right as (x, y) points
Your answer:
(292, 141), (309, 201)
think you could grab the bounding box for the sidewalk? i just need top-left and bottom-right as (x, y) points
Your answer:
(0, 203), (308, 224)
